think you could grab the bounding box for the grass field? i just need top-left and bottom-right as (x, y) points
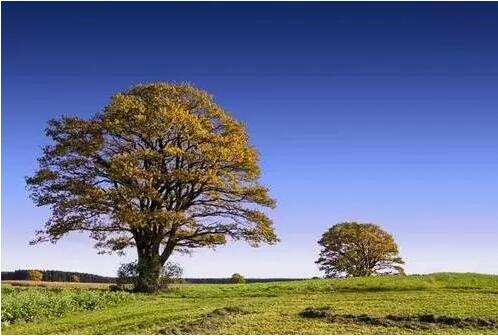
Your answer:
(2, 273), (498, 334)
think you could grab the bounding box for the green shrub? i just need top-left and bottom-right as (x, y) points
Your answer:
(117, 260), (184, 290)
(27, 270), (43, 281)
(1, 285), (14, 295)
(231, 273), (246, 284)
(1, 286), (135, 327)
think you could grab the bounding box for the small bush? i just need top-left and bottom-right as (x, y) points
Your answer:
(109, 284), (124, 292)
(117, 261), (138, 286)
(159, 262), (184, 289)
(27, 270), (43, 282)
(70, 275), (80, 283)
(117, 260), (184, 290)
(231, 273), (246, 284)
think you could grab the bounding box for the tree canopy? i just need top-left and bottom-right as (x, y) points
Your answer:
(316, 222), (405, 277)
(26, 82), (278, 291)
(27, 270), (43, 282)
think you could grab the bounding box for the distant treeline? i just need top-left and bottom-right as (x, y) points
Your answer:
(2, 270), (303, 284)
(1, 270), (115, 283)
(2, 269), (306, 284)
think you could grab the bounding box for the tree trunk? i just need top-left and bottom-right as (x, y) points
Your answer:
(134, 236), (163, 293)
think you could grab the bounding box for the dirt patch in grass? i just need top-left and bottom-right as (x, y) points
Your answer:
(159, 306), (249, 334)
(299, 307), (498, 330)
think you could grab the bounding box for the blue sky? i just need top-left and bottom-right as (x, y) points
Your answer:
(2, 3), (498, 277)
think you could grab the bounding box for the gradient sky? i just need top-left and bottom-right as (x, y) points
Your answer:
(2, 2), (498, 277)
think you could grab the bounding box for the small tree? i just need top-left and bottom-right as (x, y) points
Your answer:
(316, 222), (405, 278)
(231, 273), (245, 284)
(70, 274), (80, 282)
(159, 262), (184, 288)
(27, 270), (43, 281)
(117, 261), (139, 288)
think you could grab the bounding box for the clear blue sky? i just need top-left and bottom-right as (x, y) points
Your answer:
(2, 3), (498, 277)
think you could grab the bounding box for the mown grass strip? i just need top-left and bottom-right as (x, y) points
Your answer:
(300, 306), (498, 330)
(158, 306), (250, 334)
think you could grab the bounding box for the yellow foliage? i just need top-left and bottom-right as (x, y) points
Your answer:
(26, 83), (278, 277)
(27, 270), (43, 282)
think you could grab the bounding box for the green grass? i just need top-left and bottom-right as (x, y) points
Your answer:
(1, 285), (136, 328)
(2, 273), (498, 334)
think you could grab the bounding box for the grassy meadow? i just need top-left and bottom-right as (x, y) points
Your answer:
(2, 273), (498, 334)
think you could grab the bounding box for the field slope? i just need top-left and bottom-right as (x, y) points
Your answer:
(2, 273), (498, 334)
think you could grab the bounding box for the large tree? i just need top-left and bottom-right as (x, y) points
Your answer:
(26, 83), (278, 292)
(316, 222), (404, 277)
